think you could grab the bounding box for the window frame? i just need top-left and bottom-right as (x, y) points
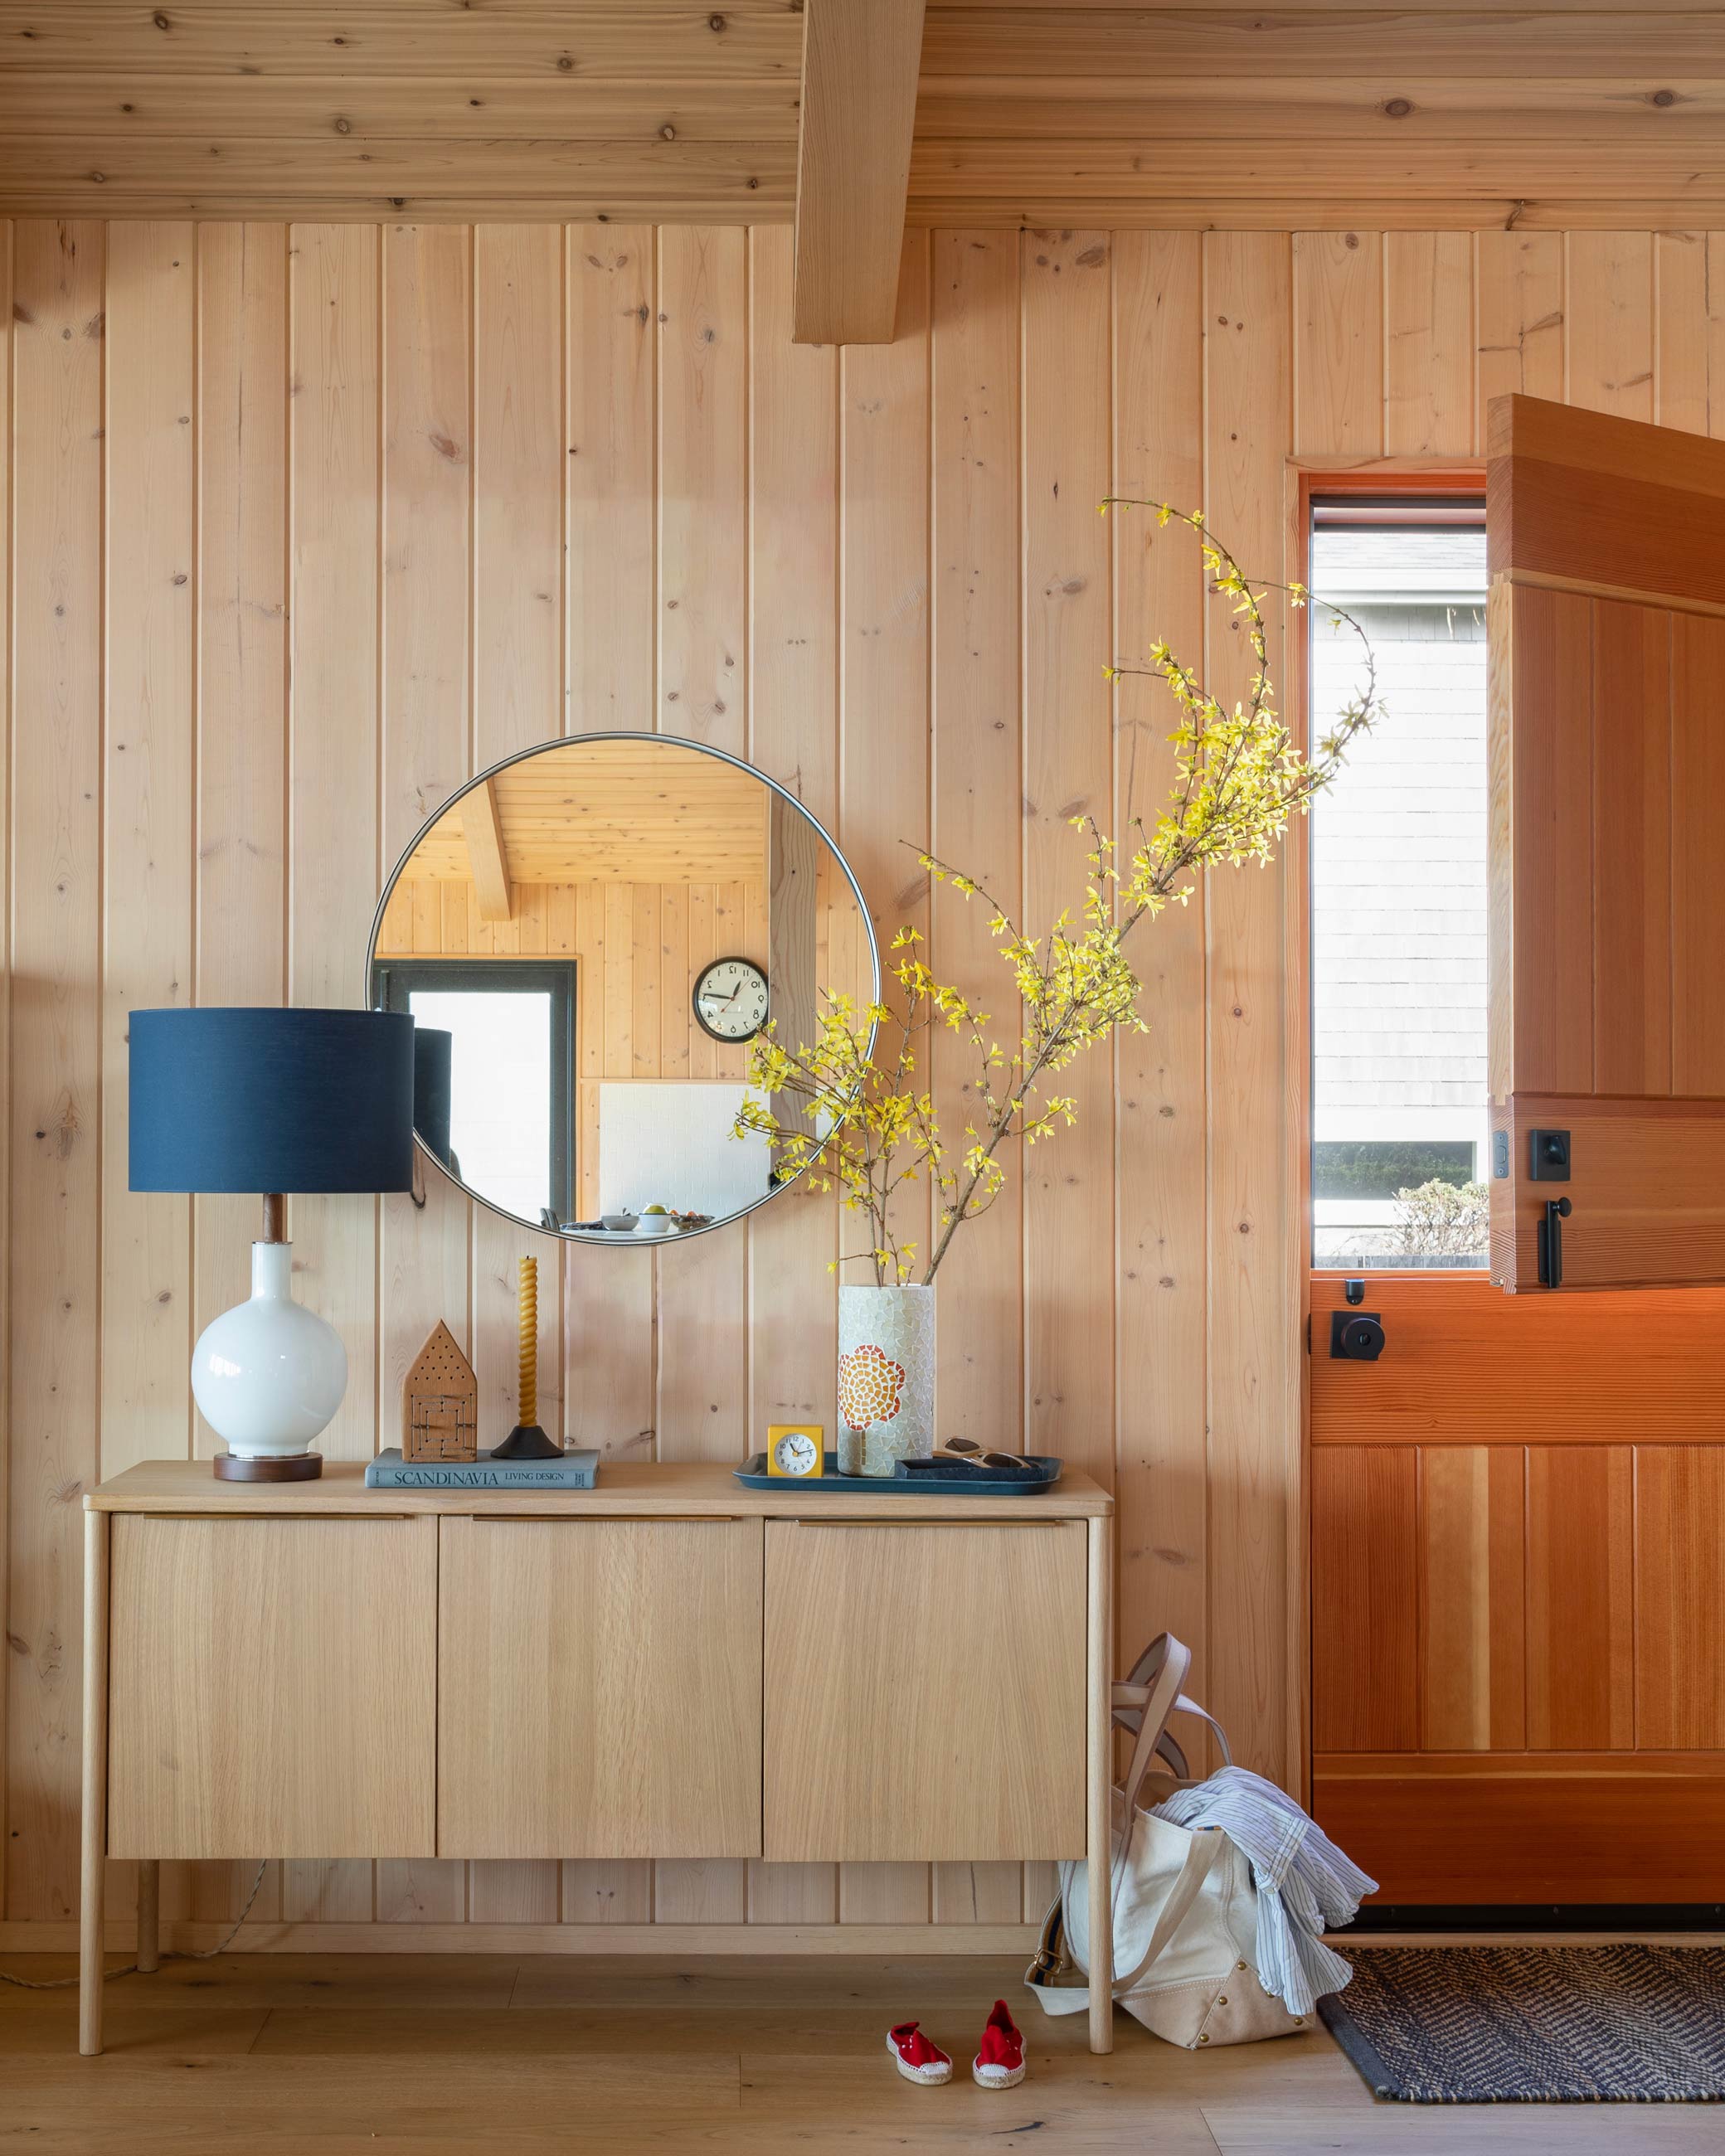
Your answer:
(1304, 480), (1490, 1275)
(373, 955), (578, 1225)
(1291, 464), (1489, 1303)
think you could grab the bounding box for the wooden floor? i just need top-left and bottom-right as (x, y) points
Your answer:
(2, 1950), (1720, 2153)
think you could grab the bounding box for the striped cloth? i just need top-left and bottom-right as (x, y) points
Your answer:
(1151, 1765), (1378, 2016)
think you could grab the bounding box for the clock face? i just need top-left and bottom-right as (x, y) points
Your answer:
(694, 956), (769, 1042)
(770, 1429), (821, 1477)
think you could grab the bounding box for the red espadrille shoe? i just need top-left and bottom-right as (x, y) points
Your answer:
(972, 2000), (1026, 2090)
(887, 2021), (953, 2086)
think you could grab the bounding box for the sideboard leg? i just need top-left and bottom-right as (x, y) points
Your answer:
(80, 1508), (110, 2057)
(136, 1861), (160, 1974)
(1086, 1513), (1114, 2055)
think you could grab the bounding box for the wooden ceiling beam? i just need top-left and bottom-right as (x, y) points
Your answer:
(461, 777), (514, 924)
(792, 0), (927, 345)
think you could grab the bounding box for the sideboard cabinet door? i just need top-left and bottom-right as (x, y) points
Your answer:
(436, 1516), (763, 1859)
(762, 1520), (1088, 1862)
(107, 1516), (438, 1860)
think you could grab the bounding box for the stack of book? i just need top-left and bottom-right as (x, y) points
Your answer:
(365, 1447), (600, 1490)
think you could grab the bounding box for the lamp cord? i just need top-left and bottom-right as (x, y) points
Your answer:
(0, 1858), (270, 1991)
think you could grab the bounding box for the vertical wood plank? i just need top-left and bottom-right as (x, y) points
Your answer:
(1385, 232), (1474, 456)
(834, 232), (933, 1930)
(1671, 614), (1725, 1095)
(1021, 227), (1114, 1491)
(1476, 231), (1565, 425)
(569, 226), (655, 729)
(100, 221), (195, 1477)
(1636, 1446), (1725, 1749)
(1526, 1445), (1635, 1751)
(1311, 1447), (1419, 1753)
(0, 217), (12, 1915)
(1590, 600), (1671, 1097)
(629, 884), (661, 1073)
(284, 221), (381, 1925)
(924, 225), (1023, 1925)
(929, 227), (1023, 1459)
(1420, 1445), (1525, 1751)
(652, 224), (749, 1925)
(190, 221), (289, 1924)
(1656, 232), (1725, 438)
(1203, 231), (1294, 1785)
(376, 221), (474, 1929)
(1567, 232), (1655, 420)
(8, 218), (104, 1923)
(470, 222), (565, 1928)
(1293, 230), (1382, 459)
(744, 226), (844, 1928)
(1506, 585), (1596, 1096)
(1112, 232), (1208, 1751)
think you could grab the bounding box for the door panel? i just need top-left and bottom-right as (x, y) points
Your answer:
(1310, 1272), (1725, 1446)
(1670, 614), (1725, 1091)
(1489, 394), (1725, 1291)
(1310, 1432), (1725, 1897)
(1311, 1448), (1418, 1754)
(437, 1515), (762, 1860)
(1636, 1449), (1725, 1749)
(763, 1521), (1086, 1862)
(109, 1517), (438, 1860)
(1525, 1446), (1634, 1751)
(1315, 1752), (1725, 1906)
(1418, 1445), (1524, 1753)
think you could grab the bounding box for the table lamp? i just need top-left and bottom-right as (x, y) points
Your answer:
(129, 1008), (417, 1481)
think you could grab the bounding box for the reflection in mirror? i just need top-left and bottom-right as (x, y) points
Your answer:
(369, 735), (875, 1241)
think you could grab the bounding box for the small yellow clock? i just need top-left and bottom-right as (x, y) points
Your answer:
(765, 1424), (824, 1478)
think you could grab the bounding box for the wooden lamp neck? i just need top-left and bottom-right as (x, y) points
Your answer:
(260, 1192), (286, 1244)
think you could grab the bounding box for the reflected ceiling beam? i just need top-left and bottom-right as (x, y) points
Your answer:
(792, 0), (926, 346)
(462, 776), (514, 923)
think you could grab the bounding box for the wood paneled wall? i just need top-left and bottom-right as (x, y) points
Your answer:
(3, 220), (1719, 1940)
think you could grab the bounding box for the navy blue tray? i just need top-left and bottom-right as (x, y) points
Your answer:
(734, 1452), (1063, 1495)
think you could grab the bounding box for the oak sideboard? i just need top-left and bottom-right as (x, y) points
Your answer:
(80, 1460), (1115, 2055)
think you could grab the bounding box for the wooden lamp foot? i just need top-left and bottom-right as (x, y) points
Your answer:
(213, 1452), (323, 1482)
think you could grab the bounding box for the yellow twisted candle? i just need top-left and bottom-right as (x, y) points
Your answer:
(518, 1255), (537, 1428)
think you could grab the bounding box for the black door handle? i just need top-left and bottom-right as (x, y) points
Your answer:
(1538, 1195), (1572, 1289)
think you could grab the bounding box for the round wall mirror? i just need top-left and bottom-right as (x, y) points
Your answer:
(367, 734), (877, 1242)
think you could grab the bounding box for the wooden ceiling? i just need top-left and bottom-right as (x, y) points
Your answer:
(401, 739), (771, 888)
(3, 2), (1723, 229)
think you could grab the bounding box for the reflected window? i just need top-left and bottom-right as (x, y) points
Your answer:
(1309, 499), (1488, 1270)
(374, 959), (575, 1224)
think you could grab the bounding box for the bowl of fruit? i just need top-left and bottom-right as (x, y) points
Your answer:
(633, 1206), (678, 1237)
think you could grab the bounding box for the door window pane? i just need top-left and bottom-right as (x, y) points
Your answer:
(407, 987), (553, 1223)
(1310, 506), (1489, 1268)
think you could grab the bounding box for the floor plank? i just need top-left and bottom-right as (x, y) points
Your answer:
(2, 1950), (1719, 2154)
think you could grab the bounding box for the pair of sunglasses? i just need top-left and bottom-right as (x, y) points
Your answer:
(932, 1440), (1033, 1474)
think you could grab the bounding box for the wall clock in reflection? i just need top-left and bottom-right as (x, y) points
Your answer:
(693, 955), (769, 1043)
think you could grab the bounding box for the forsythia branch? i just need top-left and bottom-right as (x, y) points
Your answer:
(733, 506), (1382, 1286)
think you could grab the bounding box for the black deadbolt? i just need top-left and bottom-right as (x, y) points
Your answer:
(1330, 1309), (1386, 1362)
(1528, 1128), (1571, 1181)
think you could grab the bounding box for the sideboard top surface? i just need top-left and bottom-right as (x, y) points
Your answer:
(89, 1459), (1112, 1519)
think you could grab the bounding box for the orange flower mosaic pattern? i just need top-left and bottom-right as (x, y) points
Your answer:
(838, 1342), (906, 1433)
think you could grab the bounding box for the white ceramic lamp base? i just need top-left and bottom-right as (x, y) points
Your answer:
(192, 1239), (346, 1479)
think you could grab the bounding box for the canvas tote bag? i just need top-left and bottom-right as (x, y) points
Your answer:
(1024, 1634), (1310, 2048)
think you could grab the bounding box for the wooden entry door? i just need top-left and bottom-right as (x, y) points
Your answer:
(1310, 1273), (1725, 1904)
(1312, 402), (1725, 1902)
(1488, 393), (1725, 1292)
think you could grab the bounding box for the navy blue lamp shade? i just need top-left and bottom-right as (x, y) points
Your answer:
(413, 1026), (454, 1168)
(129, 1008), (417, 1194)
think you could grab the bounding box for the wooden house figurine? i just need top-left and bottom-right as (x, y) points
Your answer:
(401, 1321), (480, 1463)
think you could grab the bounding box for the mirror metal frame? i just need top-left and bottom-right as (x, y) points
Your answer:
(364, 730), (882, 1244)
